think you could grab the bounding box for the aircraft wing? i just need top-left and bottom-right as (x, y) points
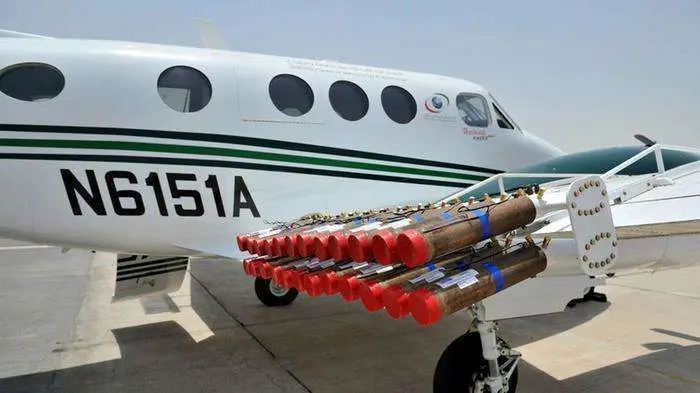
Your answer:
(533, 160), (700, 239)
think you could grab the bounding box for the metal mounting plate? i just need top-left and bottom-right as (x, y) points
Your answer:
(566, 175), (618, 276)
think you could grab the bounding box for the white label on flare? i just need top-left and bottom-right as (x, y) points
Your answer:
(377, 218), (412, 230)
(258, 228), (282, 237)
(306, 258), (322, 268)
(249, 227), (274, 236)
(322, 224), (346, 233)
(425, 270), (446, 283)
(359, 263), (384, 275)
(457, 275), (479, 289)
(436, 269), (479, 289)
(320, 260), (336, 268)
(349, 221), (383, 233)
(292, 259), (310, 268)
(375, 266), (394, 274)
(302, 224), (331, 234)
(339, 261), (368, 269)
(408, 268), (445, 284)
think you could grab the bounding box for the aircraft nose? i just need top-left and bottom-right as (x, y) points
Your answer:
(518, 131), (565, 165)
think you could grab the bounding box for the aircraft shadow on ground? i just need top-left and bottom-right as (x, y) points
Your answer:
(1, 259), (697, 393)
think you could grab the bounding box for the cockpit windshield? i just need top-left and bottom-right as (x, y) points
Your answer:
(448, 146), (700, 202)
(456, 93), (490, 128)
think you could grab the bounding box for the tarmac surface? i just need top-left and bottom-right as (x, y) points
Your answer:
(0, 238), (699, 392)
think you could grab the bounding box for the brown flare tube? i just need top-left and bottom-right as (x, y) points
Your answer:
(238, 215), (322, 252)
(255, 256), (302, 280)
(323, 210), (412, 261)
(396, 197), (536, 267)
(364, 200), (497, 265)
(337, 208), (444, 262)
(381, 244), (501, 319)
(320, 261), (375, 295)
(338, 263), (406, 301)
(309, 214), (393, 260)
(359, 248), (476, 312)
(295, 212), (387, 258)
(409, 245), (547, 326)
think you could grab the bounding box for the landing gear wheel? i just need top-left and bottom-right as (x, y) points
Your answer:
(254, 277), (298, 307)
(433, 332), (518, 393)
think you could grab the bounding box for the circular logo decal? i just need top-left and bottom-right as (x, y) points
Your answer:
(424, 93), (449, 113)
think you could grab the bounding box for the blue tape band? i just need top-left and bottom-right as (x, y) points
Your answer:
(441, 211), (453, 221)
(427, 262), (435, 271)
(413, 213), (424, 223)
(472, 209), (491, 240)
(485, 262), (504, 292)
(353, 218), (362, 225)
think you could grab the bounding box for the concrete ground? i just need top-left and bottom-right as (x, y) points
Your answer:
(0, 239), (699, 392)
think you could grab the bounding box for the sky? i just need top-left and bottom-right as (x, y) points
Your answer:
(2, 0), (699, 153)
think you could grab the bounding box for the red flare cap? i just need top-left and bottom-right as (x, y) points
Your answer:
(371, 231), (397, 265)
(236, 235), (248, 252)
(272, 266), (285, 284)
(242, 260), (250, 275)
(249, 239), (258, 255)
(295, 234), (314, 257)
(246, 260), (259, 277)
(397, 229), (430, 267)
(252, 261), (264, 277)
(313, 234), (332, 261)
(348, 233), (371, 262)
(258, 239), (270, 256)
(339, 276), (361, 302)
(284, 236), (297, 257)
(272, 237), (287, 257)
(383, 285), (410, 319)
(322, 272), (340, 295)
(304, 274), (324, 297)
(282, 270), (295, 288)
(264, 240), (275, 257)
(292, 271), (306, 291)
(261, 263), (273, 279)
(360, 282), (385, 312)
(328, 233), (349, 261)
(409, 288), (443, 326)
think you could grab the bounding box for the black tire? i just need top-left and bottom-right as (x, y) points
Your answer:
(433, 332), (518, 393)
(254, 277), (299, 307)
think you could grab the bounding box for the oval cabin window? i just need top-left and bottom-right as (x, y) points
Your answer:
(157, 66), (212, 113)
(381, 85), (416, 124)
(269, 74), (314, 117)
(0, 63), (65, 102)
(329, 80), (369, 121)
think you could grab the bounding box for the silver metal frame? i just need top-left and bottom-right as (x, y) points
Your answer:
(438, 143), (700, 205)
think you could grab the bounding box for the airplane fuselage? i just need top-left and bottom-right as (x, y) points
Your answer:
(0, 38), (562, 258)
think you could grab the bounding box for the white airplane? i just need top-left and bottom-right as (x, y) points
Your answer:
(1, 27), (699, 393)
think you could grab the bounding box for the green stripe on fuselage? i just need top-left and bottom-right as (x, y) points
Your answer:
(0, 124), (503, 175)
(0, 138), (488, 182)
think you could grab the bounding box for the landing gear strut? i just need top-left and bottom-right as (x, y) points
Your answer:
(567, 286), (609, 308)
(434, 318), (519, 392)
(254, 277), (299, 307)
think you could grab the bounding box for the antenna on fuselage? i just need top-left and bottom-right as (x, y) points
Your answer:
(634, 134), (656, 147)
(195, 19), (228, 50)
